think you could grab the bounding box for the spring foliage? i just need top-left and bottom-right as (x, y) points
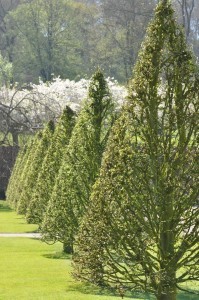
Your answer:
(16, 120), (55, 215)
(26, 106), (76, 224)
(73, 2), (199, 300)
(6, 132), (42, 208)
(40, 70), (116, 252)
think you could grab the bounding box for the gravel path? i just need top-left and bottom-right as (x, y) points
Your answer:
(0, 233), (41, 238)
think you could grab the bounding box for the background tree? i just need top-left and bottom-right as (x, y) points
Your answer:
(2, 0), (157, 83)
(9, 0), (75, 82)
(172, 0), (199, 59)
(0, 0), (21, 64)
(97, 0), (155, 81)
(0, 0), (198, 84)
(73, 2), (199, 300)
(0, 53), (12, 86)
(0, 85), (43, 146)
(0, 76), (127, 146)
(7, 0), (100, 83)
(173, 0), (195, 40)
(26, 106), (76, 224)
(41, 70), (115, 253)
(17, 120), (54, 214)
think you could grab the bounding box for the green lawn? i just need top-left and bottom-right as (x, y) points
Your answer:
(1, 238), (135, 300)
(0, 200), (38, 233)
(0, 200), (147, 300)
(0, 200), (198, 300)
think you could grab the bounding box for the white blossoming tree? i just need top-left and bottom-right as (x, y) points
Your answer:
(0, 77), (127, 146)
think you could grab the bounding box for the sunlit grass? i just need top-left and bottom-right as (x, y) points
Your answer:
(0, 200), (198, 299)
(0, 201), (144, 300)
(1, 238), (133, 300)
(0, 200), (38, 233)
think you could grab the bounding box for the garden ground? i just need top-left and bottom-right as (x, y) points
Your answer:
(0, 200), (198, 300)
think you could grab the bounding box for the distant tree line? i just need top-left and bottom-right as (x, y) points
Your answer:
(0, 0), (198, 85)
(0, 0), (198, 146)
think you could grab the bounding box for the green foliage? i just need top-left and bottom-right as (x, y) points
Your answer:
(41, 69), (115, 252)
(73, 2), (199, 300)
(0, 52), (13, 86)
(10, 0), (72, 82)
(9, 0), (96, 82)
(6, 144), (24, 206)
(17, 121), (55, 215)
(26, 106), (76, 224)
(6, 135), (39, 209)
(3, 0), (156, 84)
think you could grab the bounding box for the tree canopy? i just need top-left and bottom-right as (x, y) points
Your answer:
(0, 0), (198, 84)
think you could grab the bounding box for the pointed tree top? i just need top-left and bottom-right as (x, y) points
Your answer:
(162, 0), (169, 5)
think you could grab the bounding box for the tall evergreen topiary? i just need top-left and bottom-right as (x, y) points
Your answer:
(6, 133), (42, 209)
(73, 2), (199, 300)
(17, 120), (55, 215)
(41, 69), (115, 253)
(26, 106), (76, 224)
(6, 144), (26, 207)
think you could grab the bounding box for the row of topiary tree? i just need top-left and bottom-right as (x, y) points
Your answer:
(6, 1), (198, 300)
(6, 68), (115, 253)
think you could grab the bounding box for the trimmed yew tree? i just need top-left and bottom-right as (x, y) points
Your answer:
(6, 143), (27, 206)
(73, 2), (199, 300)
(6, 133), (42, 209)
(41, 69), (115, 253)
(26, 106), (76, 224)
(17, 120), (55, 215)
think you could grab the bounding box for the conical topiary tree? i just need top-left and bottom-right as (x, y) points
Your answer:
(17, 120), (55, 215)
(73, 2), (199, 300)
(41, 69), (116, 253)
(6, 132), (42, 209)
(26, 106), (76, 224)
(6, 143), (26, 206)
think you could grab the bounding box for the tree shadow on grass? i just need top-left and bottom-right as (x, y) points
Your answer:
(0, 204), (12, 212)
(66, 282), (154, 299)
(43, 251), (71, 260)
(66, 283), (198, 300)
(177, 291), (199, 300)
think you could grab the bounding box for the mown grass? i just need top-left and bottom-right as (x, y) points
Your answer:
(1, 238), (140, 300)
(0, 200), (198, 299)
(0, 200), (147, 300)
(0, 200), (38, 233)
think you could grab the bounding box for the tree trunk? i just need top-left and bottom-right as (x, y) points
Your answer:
(157, 194), (176, 300)
(157, 286), (176, 300)
(11, 131), (19, 146)
(156, 249), (177, 300)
